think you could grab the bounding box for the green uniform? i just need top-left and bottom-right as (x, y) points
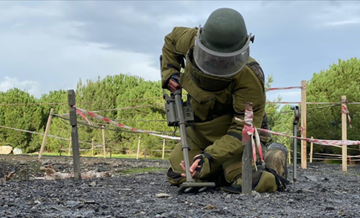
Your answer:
(162, 27), (265, 184)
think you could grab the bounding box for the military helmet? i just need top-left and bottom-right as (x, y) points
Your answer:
(194, 8), (254, 78)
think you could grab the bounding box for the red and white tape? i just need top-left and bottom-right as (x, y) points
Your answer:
(265, 86), (302, 92)
(236, 117), (359, 146)
(76, 107), (180, 140)
(243, 109), (264, 169)
(341, 104), (352, 128)
(76, 109), (92, 125)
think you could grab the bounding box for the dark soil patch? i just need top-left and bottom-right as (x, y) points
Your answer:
(0, 155), (359, 217)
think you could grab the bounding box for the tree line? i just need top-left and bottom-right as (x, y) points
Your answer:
(0, 58), (359, 158)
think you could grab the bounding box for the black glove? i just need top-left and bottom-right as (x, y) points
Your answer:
(192, 152), (213, 179)
(165, 73), (181, 92)
(169, 73), (180, 85)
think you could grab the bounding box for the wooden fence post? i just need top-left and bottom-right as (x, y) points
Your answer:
(162, 139), (165, 160)
(68, 89), (81, 180)
(301, 80), (307, 169)
(68, 137), (71, 156)
(310, 136), (313, 163)
(342, 95), (347, 171)
(102, 126), (106, 159)
(91, 138), (94, 157)
(136, 137), (141, 159)
(38, 108), (54, 159)
(242, 102), (253, 195)
(288, 150), (291, 164)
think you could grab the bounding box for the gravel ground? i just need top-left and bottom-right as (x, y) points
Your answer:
(0, 155), (360, 218)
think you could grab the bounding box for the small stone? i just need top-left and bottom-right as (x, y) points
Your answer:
(204, 204), (215, 210)
(41, 159), (51, 165)
(84, 200), (96, 204)
(154, 193), (172, 198)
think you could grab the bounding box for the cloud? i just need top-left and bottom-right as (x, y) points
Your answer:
(0, 25), (159, 98)
(311, 1), (360, 28)
(0, 2), (62, 23)
(1, 1), (360, 100)
(0, 76), (40, 97)
(324, 19), (360, 26)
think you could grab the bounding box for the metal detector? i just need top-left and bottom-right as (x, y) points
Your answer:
(160, 55), (215, 194)
(291, 105), (300, 186)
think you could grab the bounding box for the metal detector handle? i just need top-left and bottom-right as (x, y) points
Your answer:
(291, 105), (300, 184)
(292, 105), (300, 125)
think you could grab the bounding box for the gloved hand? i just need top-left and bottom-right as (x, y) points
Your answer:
(166, 73), (181, 92)
(180, 153), (213, 179)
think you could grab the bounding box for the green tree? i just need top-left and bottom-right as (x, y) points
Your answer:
(307, 58), (360, 155)
(0, 88), (43, 152)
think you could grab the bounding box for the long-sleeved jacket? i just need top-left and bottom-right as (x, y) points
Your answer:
(161, 27), (266, 165)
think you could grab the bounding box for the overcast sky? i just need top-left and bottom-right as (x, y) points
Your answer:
(0, 1), (359, 104)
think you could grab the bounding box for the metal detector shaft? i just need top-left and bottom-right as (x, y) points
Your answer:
(291, 106), (300, 185)
(293, 121), (297, 184)
(159, 55), (215, 193)
(173, 90), (194, 183)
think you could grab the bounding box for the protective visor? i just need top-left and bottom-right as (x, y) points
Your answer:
(194, 27), (252, 78)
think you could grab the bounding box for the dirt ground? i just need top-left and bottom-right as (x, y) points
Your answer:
(0, 154), (360, 218)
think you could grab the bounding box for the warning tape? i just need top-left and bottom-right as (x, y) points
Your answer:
(76, 107), (180, 140)
(237, 118), (360, 146)
(266, 101), (360, 105)
(89, 105), (153, 113)
(0, 102), (66, 106)
(265, 86), (302, 92)
(76, 109), (92, 125)
(75, 105), (358, 145)
(261, 128), (359, 146)
(243, 108), (263, 169)
(56, 105), (153, 116)
(341, 103), (352, 128)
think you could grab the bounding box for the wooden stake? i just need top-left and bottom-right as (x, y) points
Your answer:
(162, 139), (165, 160)
(301, 80), (307, 169)
(242, 102), (253, 195)
(38, 108), (54, 159)
(342, 95), (347, 171)
(102, 126), (106, 159)
(91, 138), (94, 157)
(144, 146), (147, 159)
(68, 137), (71, 156)
(68, 89), (81, 180)
(310, 136), (313, 163)
(288, 150), (291, 165)
(136, 136), (141, 159)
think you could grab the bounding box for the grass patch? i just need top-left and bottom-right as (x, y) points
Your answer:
(120, 167), (166, 174)
(323, 159), (342, 165)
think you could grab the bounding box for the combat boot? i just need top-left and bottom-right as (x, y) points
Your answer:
(264, 143), (288, 180)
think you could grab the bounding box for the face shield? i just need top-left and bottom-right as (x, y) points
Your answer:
(194, 27), (252, 78)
